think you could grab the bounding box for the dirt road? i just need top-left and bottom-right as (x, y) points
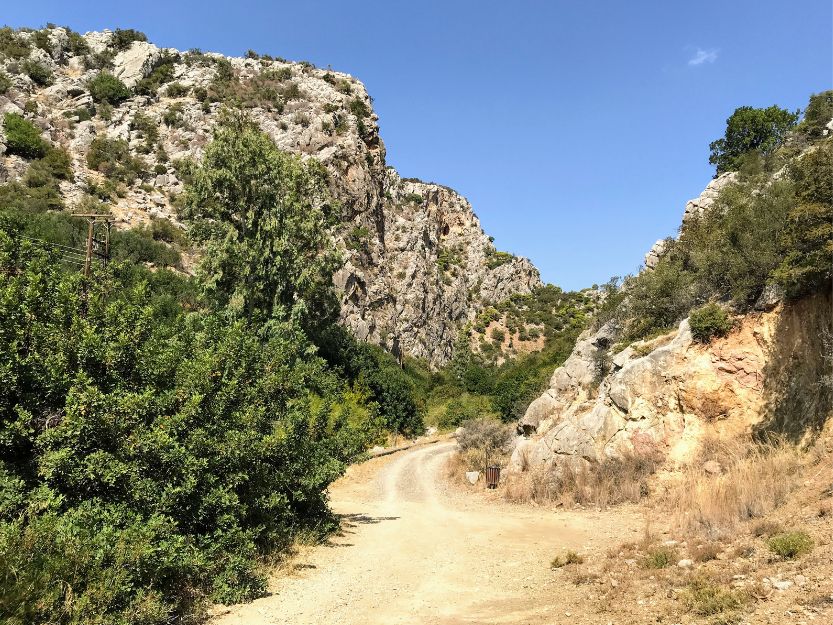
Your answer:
(213, 441), (644, 625)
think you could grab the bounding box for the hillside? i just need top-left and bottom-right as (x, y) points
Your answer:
(0, 25), (540, 366)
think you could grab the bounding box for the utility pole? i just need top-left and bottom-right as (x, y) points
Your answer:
(77, 214), (114, 276)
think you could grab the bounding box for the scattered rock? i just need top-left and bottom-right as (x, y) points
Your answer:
(677, 559), (694, 568)
(702, 460), (723, 475)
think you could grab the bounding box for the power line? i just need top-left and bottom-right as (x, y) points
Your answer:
(17, 234), (86, 254)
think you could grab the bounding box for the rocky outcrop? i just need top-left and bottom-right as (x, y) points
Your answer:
(511, 310), (779, 471)
(112, 41), (161, 87)
(0, 27), (540, 365)
(682, 171), (737, 225)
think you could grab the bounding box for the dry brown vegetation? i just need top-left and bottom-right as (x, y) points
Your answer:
(671, 436), (803, 537)
(502, 451), (661, 509)
(448, 425), (833, 623)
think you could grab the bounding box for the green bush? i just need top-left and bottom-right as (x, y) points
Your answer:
(486, 250), (514, 269)
(798, 90), (833, 138)
(87, 71), (130, 104)
(773, 142), (833, 298)
(165, 81), (189, 97)
(21, 59), (52, 86)
(86, 136), (146, 183)
(767, 531), (813, 559)
(689, 302), (732, 343)
(134, 52), (178, 96)
(349, 97), (370, 118)
(111, 28), (147, 51)
(642, 545), (676, 569)
(0, 72), (10, 94)
(111, 227), (182, 268)
(3, 112), (48, 159)
(683, 574), (748, 618)
(0, 27), (31, 59)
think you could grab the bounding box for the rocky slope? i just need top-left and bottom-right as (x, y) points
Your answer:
(511, 169), (831, 471)
(0, 27), (540, 365)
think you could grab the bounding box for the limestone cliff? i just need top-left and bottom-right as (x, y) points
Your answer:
(0, 27), (540, 365)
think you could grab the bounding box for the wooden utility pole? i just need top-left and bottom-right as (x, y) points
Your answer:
(84, 219), (94, 277)
(77, 214), (113, 276)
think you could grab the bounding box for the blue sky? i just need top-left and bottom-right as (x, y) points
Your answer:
(4, 1), (831, 289)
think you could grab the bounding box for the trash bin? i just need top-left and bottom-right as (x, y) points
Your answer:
(485, 465), (501, 489)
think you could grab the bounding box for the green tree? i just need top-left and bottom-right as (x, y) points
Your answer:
(183, 110), (340, 326)
(798, 90), (833, 138)
(87, 71), (130, 104)
(709, 105), (799, 175)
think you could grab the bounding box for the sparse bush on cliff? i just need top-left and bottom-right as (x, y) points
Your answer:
(88, 71), (130, 104)
(3, 112), (48, 159)
(21, 59), (52, 86)
(86, 136), (147, 183)
(689, 303), (732, 343)
(111, 27), (147, 51)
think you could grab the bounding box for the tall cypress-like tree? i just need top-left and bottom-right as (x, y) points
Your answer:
(183, 110), (341, 327)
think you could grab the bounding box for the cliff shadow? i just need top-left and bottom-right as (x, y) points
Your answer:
(755, 289), (833, 443)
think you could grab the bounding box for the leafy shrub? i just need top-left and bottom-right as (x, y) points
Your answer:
(709, 105), (799, 175)
(642, 545), (676, 569)
(0, 72), (11, 94)
(86, 136), (146, 183)
(767, 531), (813, 559)
(486, 250), (514, 269)
(134, 52), (178, 96)
(403, 192), (423, 205)
(111, 28), (147, 51)
(65, 28), (90, 56)
(3, 112), (48, 159)
(130, 111), (159, 152)
(87, 71), (130, 104)
(773, 141), (833, 298)
(21, 59), (52, 86)
(0, 27), (31, 59)
(683, 574), (748, 618)
(162, 102), (186, 127)
(22, 99), (37, 115)
(438, 394), (492, 429)
(0, 236), (362, 621)
(165, 81), (189, 97)
(689, 302), (732, 343)
(111, 227), (182, 267)
(349, 97), (370, 118)
(148, 217), (184, 244)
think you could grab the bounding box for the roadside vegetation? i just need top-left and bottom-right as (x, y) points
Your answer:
(0, 111), (423, 624)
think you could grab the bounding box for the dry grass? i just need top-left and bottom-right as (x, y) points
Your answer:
(689, 541), (722, 562)
(672, 437), (803, 537)
(551, 550), (584, 569)
(503, 451), (660, 508)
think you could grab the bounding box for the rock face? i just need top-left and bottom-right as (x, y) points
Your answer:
(0, 28), (541, 366)
(511, 310), (779, 471)
(682, 171), (737, 225)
